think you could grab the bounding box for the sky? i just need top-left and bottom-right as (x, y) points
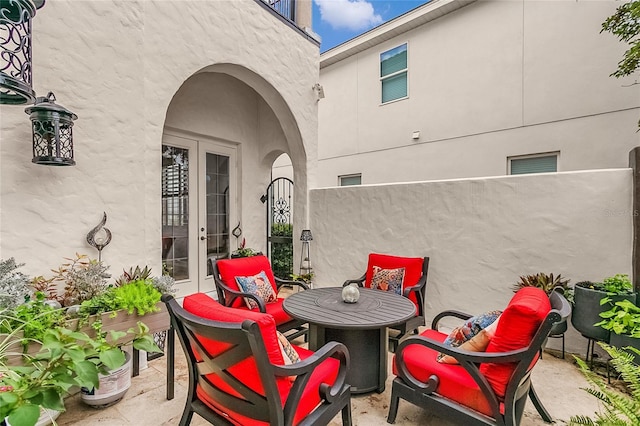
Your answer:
(312, 0), (429, 53)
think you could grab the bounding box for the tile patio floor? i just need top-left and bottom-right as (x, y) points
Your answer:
(54, 339), (602, 426)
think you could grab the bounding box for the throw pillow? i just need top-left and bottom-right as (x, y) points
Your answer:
(235, 270), (277, 310)
(276, 331), (301, 365)
(437, 310), (502, 364)
(371, 266), (405, 295)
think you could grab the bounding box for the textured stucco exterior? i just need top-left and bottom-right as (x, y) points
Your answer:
(309, 169), (633, 353)
(317, 0), (640, 187)
(0, 0), (319, 280)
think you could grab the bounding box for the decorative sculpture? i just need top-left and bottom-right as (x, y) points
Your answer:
(86, 212), (112, 261)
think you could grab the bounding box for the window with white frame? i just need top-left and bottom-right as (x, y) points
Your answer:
(339, 174), (361, 186)
(380, 43), (408, 104)
(508, 153), (558, 175)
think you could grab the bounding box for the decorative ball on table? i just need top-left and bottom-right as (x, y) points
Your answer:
(342, 284), (360, 303)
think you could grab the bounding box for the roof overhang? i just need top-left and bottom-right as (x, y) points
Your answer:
(320, 0), (477, 69)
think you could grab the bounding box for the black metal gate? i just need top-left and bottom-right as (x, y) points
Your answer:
(261, 177), (294, 279)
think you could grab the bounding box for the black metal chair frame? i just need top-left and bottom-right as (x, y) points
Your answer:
(163, 295), (352, 426)
(343, 256), (429, 350)
(387, 292), (569, 426)
(210, 257), (309, 341)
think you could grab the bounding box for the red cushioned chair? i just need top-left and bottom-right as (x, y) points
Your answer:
(343, 253), (429, 350)
(387, 287), (568, 426)
(211, 255), (309, 341)
(163, 293), (352, 426)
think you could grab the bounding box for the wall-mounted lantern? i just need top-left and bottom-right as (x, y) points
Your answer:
(0, 0), (46, 105)
(24, 91), (77, 166)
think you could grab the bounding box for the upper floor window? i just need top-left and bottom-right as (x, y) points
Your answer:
(380, 43), (408, 104)
(508, 153), (558, 175)
(339, 174), (362, 186)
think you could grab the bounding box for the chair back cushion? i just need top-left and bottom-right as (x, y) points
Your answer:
(182, 292), (290, 398)
(479, 287), (551, 397)
(365, 253), (424, 310)
(216, 255), (279, 308)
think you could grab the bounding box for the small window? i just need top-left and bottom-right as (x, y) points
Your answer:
(380, 44), (407, 103)
(509, 154), (558, 175)
(339, 174), (361, 186)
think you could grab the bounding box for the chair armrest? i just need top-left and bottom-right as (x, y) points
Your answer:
(402, 274), (427, 298)
(430, 310), (473, 330)
(274, 341), (350, 411)
(213, 275), (267, 312)
(343, 272), (366, 287)
(275, 276), (309, 292)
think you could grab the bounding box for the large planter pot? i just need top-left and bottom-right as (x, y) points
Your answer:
(571, 285), (636, 342)
(609, 333), (640, 364)
(67, 302), (170, 346)
(81, 350), (132, 407)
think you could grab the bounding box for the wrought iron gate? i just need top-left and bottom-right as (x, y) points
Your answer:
(261, 177), (294, 279)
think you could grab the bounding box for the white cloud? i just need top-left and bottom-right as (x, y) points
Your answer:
(315, 0), (383, 31)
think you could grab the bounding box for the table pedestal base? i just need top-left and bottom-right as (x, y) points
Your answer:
(309, 325), (388, 394)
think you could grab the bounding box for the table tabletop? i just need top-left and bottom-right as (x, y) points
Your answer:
(282, 287), (416, 330)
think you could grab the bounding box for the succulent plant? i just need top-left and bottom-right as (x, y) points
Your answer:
(513, 272), (571, 296)
(114, 265), (153, 286)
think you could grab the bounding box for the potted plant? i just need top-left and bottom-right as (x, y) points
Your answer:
(595, 298), (640, 363)
(0, 300), (128, 426)
(231, 238), (262, 258)
(572, 274), (637, 343)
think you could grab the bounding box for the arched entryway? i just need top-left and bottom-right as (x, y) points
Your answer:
(161, 66), (308, 298)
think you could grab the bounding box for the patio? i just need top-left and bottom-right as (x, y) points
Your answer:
(53, 337), (601, 426)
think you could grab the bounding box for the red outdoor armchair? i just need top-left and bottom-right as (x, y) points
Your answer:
(163, 293), (352, 426)
(211, 255), (309, 341)
(343, 253), (429, 350)
(387, 287), (567, 426)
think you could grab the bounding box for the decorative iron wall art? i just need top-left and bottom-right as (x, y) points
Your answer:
(86, 212), (112, 261)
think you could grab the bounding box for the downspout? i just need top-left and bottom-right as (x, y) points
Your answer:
(630, 147), (640, 294)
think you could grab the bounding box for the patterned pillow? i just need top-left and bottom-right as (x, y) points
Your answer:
(276, 331), (301, 365)
(437, 310), (502, 363)
(235, 270), (277, 310)
(371, 266), (405, 295)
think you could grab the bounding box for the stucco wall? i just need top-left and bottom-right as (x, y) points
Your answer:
(317, 0), (640, 187)
(309, 169), (633, 353)
(0, 0), (319, 278)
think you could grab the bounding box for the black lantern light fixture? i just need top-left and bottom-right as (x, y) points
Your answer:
(0, 0), (46, 105)
(299, 229), (313, 278)
(25, 91), (77, 166)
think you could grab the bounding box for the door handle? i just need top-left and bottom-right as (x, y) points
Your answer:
(200, 236), (206, 241)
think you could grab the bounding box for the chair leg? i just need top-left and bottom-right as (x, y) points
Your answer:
(179, 406), (194, 426)
(341, 402), (352, 426)
(561, 333), (565, 359)
(528, 385), (553, 423)
(387, 387), (400, 424)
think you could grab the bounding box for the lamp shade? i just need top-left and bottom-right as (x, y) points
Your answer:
(300, 229), (313, 241)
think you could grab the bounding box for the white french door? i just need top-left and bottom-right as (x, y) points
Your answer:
(161, 133), (237, 298)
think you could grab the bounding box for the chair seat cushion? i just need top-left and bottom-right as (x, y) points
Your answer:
(393, 329), (496, 417)
(196, 344), (340, 426)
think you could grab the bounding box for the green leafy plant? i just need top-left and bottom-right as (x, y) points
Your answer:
(79, 279), (161, 317)
(0, 312), (127, 426)
(575, 275), (634, 296)
(271, 224), (293, 279)
(45, 253), (111, 307)
(513, 272), (571, 295)
(291, 272), (314, 284)
(0, 293), (67, 344)
(595, 299), (640, 337)
(0, 258), (31, 310)
(570, 343), (640, 425)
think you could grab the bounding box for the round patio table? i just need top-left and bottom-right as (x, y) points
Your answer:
(282, 286), (416, 394)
